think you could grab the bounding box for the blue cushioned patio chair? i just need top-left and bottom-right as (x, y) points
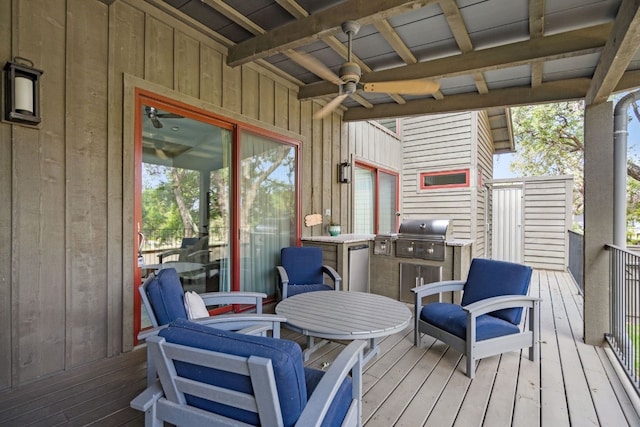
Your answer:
(131, 318), (366, 427)
(276, 246), (341, 299)
(412, 258), (540, 379)
(139, 268), (286, 384)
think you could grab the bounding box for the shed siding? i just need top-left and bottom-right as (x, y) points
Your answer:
(0, 0), (387, 388)
(523, 177), (573, 270)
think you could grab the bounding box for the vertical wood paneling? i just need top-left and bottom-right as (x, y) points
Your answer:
(14, 0), (67, 384)
(300, 101), (314, 234)
(259, 74), (275, 125)
(174, 31), (200, 98)
(200, 45), (223, 106)
(0, 0), (12, 391)
(274, 83), (288, 130)
(288, 90), (300, 134)
(322, 114), (332, 227)
(110, 0), (145, 354)
(144, 16), (173, 88)
(65, 0), (109, 366)
(331, 114), (342, 225)
(222, 57), (241, 113)
(311, 103), (323, 235)
(242, 66), (259, 119)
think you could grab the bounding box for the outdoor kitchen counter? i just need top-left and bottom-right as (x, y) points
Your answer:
(301, 234), (375, 292)
(301, 233), (375, 243)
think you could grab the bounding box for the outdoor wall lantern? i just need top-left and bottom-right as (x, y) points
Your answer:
(4, 57), (43, 125)
(338, 160), (351, 184)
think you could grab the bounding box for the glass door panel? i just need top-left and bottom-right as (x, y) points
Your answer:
(239, 132), (296, 295)
(379, 171), (398, 233)
(354, 167), (375, 234)
(139, 104), (232, 329)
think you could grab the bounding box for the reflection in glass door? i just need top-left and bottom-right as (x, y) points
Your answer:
(239, 132), (296, 295)
(137, 103), (232, 331)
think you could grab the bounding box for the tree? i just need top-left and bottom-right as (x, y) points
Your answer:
(510, 100), (640, 225)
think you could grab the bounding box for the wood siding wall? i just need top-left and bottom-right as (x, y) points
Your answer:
(401, 112), (490, 251)
(0, 0), (380, 388)
(475, 111), (496, 258)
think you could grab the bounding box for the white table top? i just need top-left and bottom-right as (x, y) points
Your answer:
(275, 291), (411, 341)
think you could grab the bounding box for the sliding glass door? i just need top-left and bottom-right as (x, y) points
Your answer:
(134, 92), (298, 339)
(239, 132), (297, 293)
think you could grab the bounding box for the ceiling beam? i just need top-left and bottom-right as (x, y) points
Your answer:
(342, 70), (640, 122)
(585, 0), (640, 105)
(298, 23), (611, 100)
(227, 0), (438, 66)
(528, 0), (545, 87)
(439, 0), (488, 94)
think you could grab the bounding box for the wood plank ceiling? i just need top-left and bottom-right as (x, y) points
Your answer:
(154, 0), (640, 124)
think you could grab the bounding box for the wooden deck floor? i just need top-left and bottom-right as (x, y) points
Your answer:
(1, 269), (638, 426)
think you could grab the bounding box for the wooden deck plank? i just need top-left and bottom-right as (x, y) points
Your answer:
(364, 337), (443, 426)
(512, 266), (542, 427)
(0, 270), (637, 427)
(556, 269), (630, 426)
(483, 351), (520, 425)
(451, 355), (499, 427)
(548, 269), (601, 426)
(539, 270), (572, 426)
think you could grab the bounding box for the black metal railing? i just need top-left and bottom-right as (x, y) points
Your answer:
(567, 230), (584, 294)
(605, 244), (640, 394)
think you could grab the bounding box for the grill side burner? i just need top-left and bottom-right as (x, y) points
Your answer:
(395, 219), (451, 261)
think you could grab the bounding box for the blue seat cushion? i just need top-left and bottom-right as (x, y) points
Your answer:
(460, 258), (532, 325)
(281, 247), (324, 285)
(287, 284), (334, 297)
(420, 302), (520, 341)
(159, 318), (307, 427)
(145, 268), (187, 325)
(304, 367), (353, 427)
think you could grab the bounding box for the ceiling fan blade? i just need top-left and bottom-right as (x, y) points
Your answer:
(363, 79), (440, 95)
(155, 148), (169, 159)
(313, 93), (349, 120)
(150, 117), (163, 128)
(287, 50), (343, 86)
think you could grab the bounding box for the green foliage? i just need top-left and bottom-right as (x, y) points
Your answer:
(510, 102), (585, 216)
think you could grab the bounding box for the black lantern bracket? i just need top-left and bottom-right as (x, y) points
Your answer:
(338, 160), (352, 184)
(4, 57), (43, 125)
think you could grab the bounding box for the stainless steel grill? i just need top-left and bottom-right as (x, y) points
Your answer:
(395, 219), (451, 261)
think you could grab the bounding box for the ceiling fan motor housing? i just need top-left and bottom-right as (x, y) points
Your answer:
(339, 61), (361, 85)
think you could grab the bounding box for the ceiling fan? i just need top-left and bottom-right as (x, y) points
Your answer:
(145, 106), (183, 129)
(288, 21), (440, 120)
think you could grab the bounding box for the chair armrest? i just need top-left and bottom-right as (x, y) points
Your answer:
(130, 379), (164, 411)
(296, 340), (367, 427)
(200, 291), (267, 314)
(158, 248), (181, 263)
(276, 266), (290, 299)
(322, 265), (342, 291)
(412, 280), (465, 301)
(137, 325), (168, 342)
(463, 295), (542, 318)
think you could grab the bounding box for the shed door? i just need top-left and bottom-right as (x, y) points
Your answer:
(492, 185), (523, 262)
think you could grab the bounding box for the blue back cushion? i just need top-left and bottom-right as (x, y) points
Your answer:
(460, 258), (532, 325)
(281, 247), (324, 285)
(145, 268), (187, 325)
(159, 319), (307, 427)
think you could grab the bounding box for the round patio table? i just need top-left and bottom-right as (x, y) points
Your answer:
(276, 291), (411, 364)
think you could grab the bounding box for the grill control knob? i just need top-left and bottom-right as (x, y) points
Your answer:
(427, 247), (434, 254)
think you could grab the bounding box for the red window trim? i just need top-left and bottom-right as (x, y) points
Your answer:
(419, 169), (470, 190)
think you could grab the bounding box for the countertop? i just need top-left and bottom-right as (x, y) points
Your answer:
(301, 233), (375, 244)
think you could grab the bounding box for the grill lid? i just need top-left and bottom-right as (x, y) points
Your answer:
(398, 219), (451, 240)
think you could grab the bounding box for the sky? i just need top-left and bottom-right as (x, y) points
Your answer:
(492, 111), (640, 179)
